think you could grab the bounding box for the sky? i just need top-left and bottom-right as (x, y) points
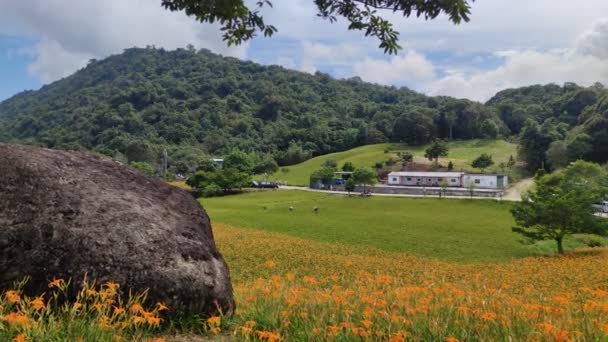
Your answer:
(1, 0), (608, 102)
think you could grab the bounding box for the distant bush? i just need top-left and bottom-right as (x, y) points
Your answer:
(341, 162), (355, 172)
(130, 161), (155, 177)
(323, 159), (338, 169)
(447, 161), (454, 171)
(401, 152), (414, 164)
(574, 235), (605, 248)
(202, 183), (224, 198)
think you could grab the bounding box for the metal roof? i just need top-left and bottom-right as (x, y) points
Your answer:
(388, 171), (465, 178)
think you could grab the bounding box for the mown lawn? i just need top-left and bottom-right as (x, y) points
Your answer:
(201, 190), (580, 263)
(267, 140), (518, 186)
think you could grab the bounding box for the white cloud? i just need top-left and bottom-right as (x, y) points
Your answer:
(0, 0), (247, 83)
(27, 39), (93, 83)
(425, 52), (608, 101)
(352, 51), (436, 84)
(263, 0), (608, 101)
(298, 41), (365, 73)
(312, 17), (608, 101)
(256, 0), (608, 54)
(2, 0), (608, 102)
(577, 19), (608, 59)
(425, 19), (608, 101)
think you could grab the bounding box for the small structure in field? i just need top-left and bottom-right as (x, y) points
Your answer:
(462, 174), (508, 189)
(210, 158), (224, 169)
(387, 171), (508, 189)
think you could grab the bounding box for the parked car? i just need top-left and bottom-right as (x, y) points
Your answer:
(600, 201), (608, 213)
(251, 181), (279, 189)
(593, 201), (608, 213)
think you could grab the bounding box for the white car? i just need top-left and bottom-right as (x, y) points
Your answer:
(594, 201), (608, 213)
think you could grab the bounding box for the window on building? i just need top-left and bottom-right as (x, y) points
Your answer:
(392, 178), (398, 182)
(451, 179), (457, 183)
(475, 179), (481, 184)
(428, 178), (432, 182)
(406, 177), (412, 181)
(438, 178), (443, 181)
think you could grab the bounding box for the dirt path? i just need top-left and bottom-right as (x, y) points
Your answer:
(503, 178), (535, 201)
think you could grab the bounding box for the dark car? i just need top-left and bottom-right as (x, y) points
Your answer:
(251, 181), (279, 189)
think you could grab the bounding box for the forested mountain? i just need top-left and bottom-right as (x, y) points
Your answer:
(487, 83), (608, 169)
(0, 47), (606, 173)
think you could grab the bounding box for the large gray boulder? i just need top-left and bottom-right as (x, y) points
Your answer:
(0, 144), (234, 316)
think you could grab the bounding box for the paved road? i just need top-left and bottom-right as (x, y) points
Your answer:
(281, 178), (539, 202)
(279, 185), (511, 201)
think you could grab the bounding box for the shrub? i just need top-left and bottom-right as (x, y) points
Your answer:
(401, 152), (414, 163)
(130, 161), (155, 177)
(341, 162), (355, 172)
(202, 183), (224, 197)
(322, 159), (338, 170)
(447, 161), (454, 171)
(574, 235), (605, 248)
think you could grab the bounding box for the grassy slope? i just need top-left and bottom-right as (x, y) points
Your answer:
(201, 190), (587, 263)
(267, 139), (518, 185)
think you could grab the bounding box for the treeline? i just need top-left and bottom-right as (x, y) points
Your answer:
(0, 47), (606, 174)
(488, 83), (608, 171)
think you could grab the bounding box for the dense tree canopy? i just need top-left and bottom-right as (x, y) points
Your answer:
(161, 0), (475, 54)
(0, 48), (606, 175)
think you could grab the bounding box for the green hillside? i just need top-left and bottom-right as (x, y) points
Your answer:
(269, 139), (518, 185)
(0, 47), (504, 171)
(1, 48), (606, 174)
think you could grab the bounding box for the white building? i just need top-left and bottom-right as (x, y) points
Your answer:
(211, 158), (224, 169)
(462, 174), (508, 189)
(387, 172), (465, 187)
(387, 171), (508, 189)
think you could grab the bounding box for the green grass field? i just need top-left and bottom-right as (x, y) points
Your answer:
(267, 139), (518, 185)
(202, 190), (591, 263)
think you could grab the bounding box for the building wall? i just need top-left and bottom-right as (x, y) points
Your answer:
(463, 175), (508, 189)
(387, 175), (462, 187)
(388, 175), (399, 185)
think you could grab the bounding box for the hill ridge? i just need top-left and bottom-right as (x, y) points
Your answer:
(1, 47), (606, 170)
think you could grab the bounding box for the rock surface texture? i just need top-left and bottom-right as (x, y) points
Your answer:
(0, 144), (235, 316)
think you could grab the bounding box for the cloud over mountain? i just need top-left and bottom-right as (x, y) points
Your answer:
(0, 0), (246, 83)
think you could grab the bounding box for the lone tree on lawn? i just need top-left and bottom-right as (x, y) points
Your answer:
(161, 0), (475, 54)
(510, 161), (608, 255)
(471, 153), (494, 173)
(424, 139), (449, 166)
